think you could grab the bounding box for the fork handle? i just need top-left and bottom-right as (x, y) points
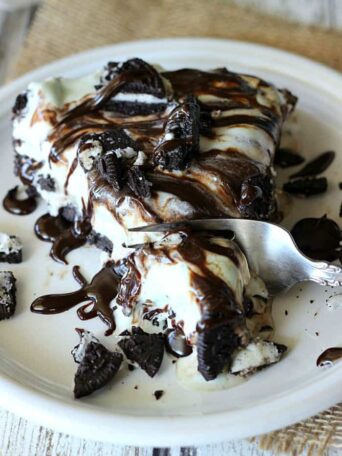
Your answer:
(305, 260), (342, 287)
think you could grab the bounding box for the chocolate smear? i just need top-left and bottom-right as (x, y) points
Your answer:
(317, 347), (342, 367)
(34, 213), (91, 264)
(165, 327), (193, 358)
(290, 151), (335, 178)
(3, 186), (37, 215)
(274, 148), (305, 168)
(291, 216), (342, 261)
(31, 264), (120, 335)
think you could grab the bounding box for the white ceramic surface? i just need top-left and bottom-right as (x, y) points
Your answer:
(0, 38), (341, 447)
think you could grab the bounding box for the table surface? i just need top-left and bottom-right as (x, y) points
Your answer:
(0, 2), (341, 455)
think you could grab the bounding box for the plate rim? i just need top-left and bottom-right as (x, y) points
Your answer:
(0, 37), (341, 446)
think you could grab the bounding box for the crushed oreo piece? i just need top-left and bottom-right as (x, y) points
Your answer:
(99, 58), (166, 98)
(87, 231), (113, 254)
(153, 390), (164, 400)
(197, 325), (241, 381)
(274, 148), (305, 168)
(97, 152), (125, 190)
(283, 177), (327, 196)
(100, 130), (137, 153)
(13, 92), (28, 116)
(127, 166), (152, 198)
(73, 336), (123, 398)
(290, 150), (335, 178)
(0, 234), (22, 264)
(238, 173), (275, 220)
(36, 174), (56, 192)
(153, 96), (200, 171)
(118, 327), (164, 377)
(0, 271), (16, 320)
(60, 205), (77, 222)
(230, 340), (286, 376)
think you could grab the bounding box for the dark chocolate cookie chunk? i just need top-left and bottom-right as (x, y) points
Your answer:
(13, 92), (28, 116)
(118, 327), (164, 377)
(153, 96), (201, 171)
(100, 129), (137, 153)
(197, 324), (241, 381)
(283, 177), (327, 196)
(274, 148), (305, 168)
(290, 150), (335, 178)
(36, 174), (56, 192)
(238, 173), (275, 220)
(127, 166), (152, 198)
(87, 231), (113, 254)
(97, 152), (125, 190)
(0, 271), (16, 320)
(73, 340), (123, 399)
(99, 58), (166, 98)
(0, 234), (22, 264)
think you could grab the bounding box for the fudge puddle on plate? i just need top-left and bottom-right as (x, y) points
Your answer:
(7, 58), (298, 393)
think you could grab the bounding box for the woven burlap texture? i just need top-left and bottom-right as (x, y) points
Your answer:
(11, 0), (342, 454)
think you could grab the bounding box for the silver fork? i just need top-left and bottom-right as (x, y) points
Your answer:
(129, 218), (342, 295)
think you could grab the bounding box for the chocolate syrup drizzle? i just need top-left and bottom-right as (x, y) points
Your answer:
(3, 186), (37, 215)
(34, 213), (91, 264)
(31, 65), (295, 226)
(316, 347), (342, 367)
(165, 327), (193, 358)
(31, 264), (120, 335)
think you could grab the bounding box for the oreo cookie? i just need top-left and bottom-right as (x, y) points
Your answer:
(283, 177), (327, 197)
(197, 324), (241, 381)
(238, 173), (275, 220)
(0, 271), (17, 320)
(73, 330), (123, 398)
(99, 58), (166, 98)
(98, 58), (167, 115)
(127, 166), (152, 198)
(118, 327), (164, 377)
(36, 174), (56, 192)
(87, 231), (113, 254)
(97, 152), (125, 190)
(0, 234), (22, 264)
(153, 96), (200, 171)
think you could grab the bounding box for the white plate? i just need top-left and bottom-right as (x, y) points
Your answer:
(0, 38), (341, 447)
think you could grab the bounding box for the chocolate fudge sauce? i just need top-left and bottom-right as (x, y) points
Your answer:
(317, 347), (342, 367)
(34, 213), (91, 264)
(165, 327), (193, 358)
(3, 186), (37, 215)
(291, 216), (341, 261)
(31, 264), (120, 335)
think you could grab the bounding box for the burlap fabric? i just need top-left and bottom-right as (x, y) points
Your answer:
(10, 0), (342, 454)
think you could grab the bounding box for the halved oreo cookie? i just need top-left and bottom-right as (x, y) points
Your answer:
(73, 330), (123, 398)
(99, 58), (166, 98)
(118, 327), (164, 377)
(98, 58), (167, 115)
(153, 96), (200, 170)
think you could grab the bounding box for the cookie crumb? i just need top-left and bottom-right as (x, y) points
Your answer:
(154, 390), (164, 400)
